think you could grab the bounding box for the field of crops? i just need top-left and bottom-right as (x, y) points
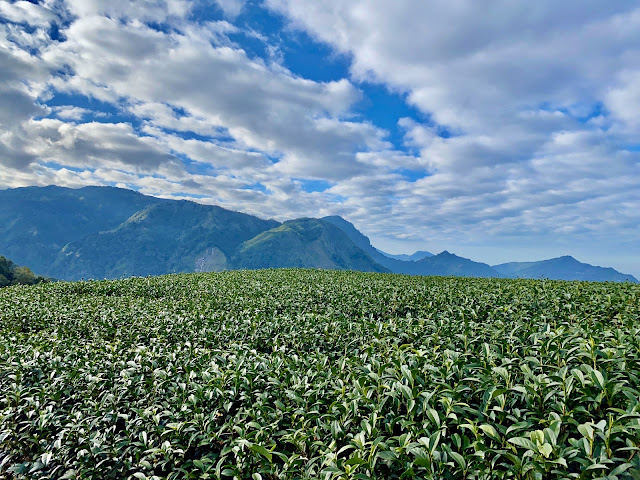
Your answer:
(1, 269), (639, 479)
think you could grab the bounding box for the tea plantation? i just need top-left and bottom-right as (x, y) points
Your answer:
(1, 269), (639, 479)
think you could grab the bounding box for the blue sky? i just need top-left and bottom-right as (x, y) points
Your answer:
(1, 0), (639, 277)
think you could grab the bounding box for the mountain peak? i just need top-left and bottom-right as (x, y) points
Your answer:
(234, 217), (387, 273)
(378, 250), (434, 262)
(413, 250), (501, 278)
(554, 255), (576, 261)
(322, 215), (348, 222)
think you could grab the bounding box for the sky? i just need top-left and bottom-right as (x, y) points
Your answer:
(1, 0), (639, 277)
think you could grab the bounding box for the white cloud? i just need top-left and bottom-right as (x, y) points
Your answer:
(0, 1), (58, 27)
(142, 125), (269, 170)
(1, 116), (180, 174)
(266, 0), (640, 273)
(214, 0), (245, 18)
(1, 0), (399, 185)
(0, 27), (52, 168)
(267, 1), (640, 131)
(606, 71), (640, 134)
(63, 0), (193, 21)
(24, 119), (179, 171)
(51, 105), (91, 120)
(39, 13), (391, 181)
(129, 102), (224, 137)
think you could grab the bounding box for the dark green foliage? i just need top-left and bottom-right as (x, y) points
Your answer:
(1, 270), (639, 479)
(0, 256), (47, 287)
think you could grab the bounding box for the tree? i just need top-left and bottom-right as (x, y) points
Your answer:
(0, 255), (48, 287)
(0, 256), (14, 279)
(11, 266), (38, 285)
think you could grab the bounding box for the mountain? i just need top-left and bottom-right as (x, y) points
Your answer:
(1, 186), (385, 280)
(409, 251), (501, 278)
(321, 215), (378, 253)
(53, 200), (279, 280)
(379, 250), (433, 262)
(0, 186), (162, 276)
(321, 216), (636, 282)
(232, 218), (387, 272)
(493, 256), (638, 283)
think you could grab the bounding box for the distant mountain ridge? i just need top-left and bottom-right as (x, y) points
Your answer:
(380, 250), (433, 262)
(493, 256), (638, 283)
(1, 186), (636, 282)
(322, 216), (501, 278)
(411, 251), (501, 278)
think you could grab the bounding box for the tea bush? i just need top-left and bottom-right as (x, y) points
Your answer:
(1, 269), (639, 479)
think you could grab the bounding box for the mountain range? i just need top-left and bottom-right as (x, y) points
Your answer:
(493, 257), (637, 283)
(1, 186), (636, 283)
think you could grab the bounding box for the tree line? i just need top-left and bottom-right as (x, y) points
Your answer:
(0, 256), (48, 287)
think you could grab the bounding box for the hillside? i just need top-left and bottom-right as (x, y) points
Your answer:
(0, 186), (163, 276)
(321, 215), (434, 273)
(53, 201), (279, 280)
(232, 218), (387, 272)
(494, 256), (638, 282)
(2, 187), (388, 280)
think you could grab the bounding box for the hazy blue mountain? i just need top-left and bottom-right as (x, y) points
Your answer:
(405, 251), (501, 278)
(0, 186), (162, 276)
(494, 256), (638, 283)
(2, 187), (383, 280)
(232, 218), (388, 272)
(53, 201), (279, 280)
(323, 215), (636, 281)
(379, 250), (433, 261)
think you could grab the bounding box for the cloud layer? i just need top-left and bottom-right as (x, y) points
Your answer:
(1, 0), (639, 275)
(268, 0), (640, 269)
